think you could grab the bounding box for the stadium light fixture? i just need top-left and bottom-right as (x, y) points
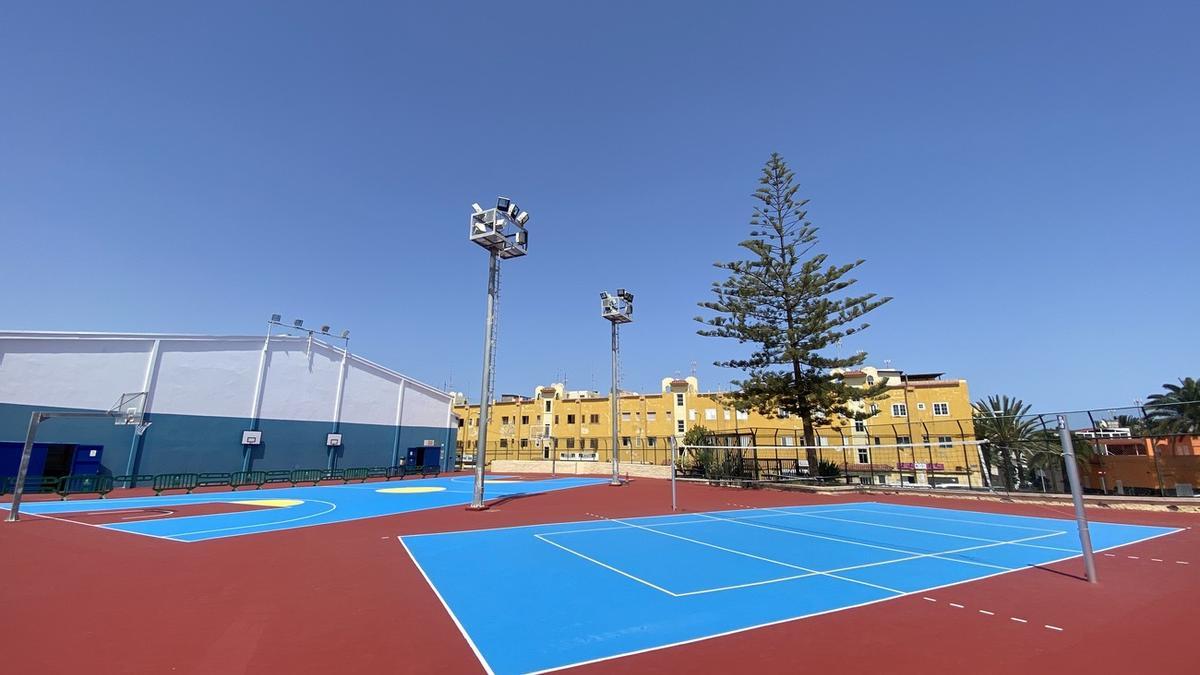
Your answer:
(600, 288), (634, 487)
(467, 196), (532, 510)
(270, 313), (282, 322)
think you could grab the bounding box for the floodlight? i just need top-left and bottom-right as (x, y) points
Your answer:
(341, 329), (350, 339)
(507, 203), (519, 218)
(270, 313), (282, 322)
(320, 325), (331, 333)
(471, 203), (484, 214)
(293, 319), (304, 328)
(514, 230), (527, 247)
(617, 288), (626, 296)
(600, 291), (609, 299)
(515, 211), (530, 225)
(496, 196), (511, 211)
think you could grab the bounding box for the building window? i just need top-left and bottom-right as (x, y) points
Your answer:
(782, 437), (794, 446)
(499, 439), (508, 448)
(589, 438), (598, 450)
(938, 435), (953, 448)
(736, 410), (748, 421)
(554, 415), (559, 424)
(647, 412), (656, 422)
(521, 415), (529, 425)
(589, 414), (600, 424)
(897, 435), (911, 446)
(858, 448), (870, 464)
(543, 424), (550, 436)
(501, 416), (509, 425)
(567, 414), (576, 424)
(621, 412), (632, 422)
(917, 402), (925, 411)
(457, 418), (464, 428)
(566, 438), (576, 449)
(777, 408), (788, 418)
(922, 435), (931, 447)
(866, 375), (875, 385)
(676, 420), (685, 433)
(870, 403), (879, 414)
(891, 403), (907, 417)
(647, 437), (657, 447)
(705, 409), (717, 421)
(854, 420), (866, 433)
(520, 439), (529, 448)
(544, 400), (552, 412)
(675, 393), (684, 406)
(933, 402), (949, 417)
(622, 437), (631, 448)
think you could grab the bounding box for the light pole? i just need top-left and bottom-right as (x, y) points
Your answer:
(468, 197), (530, 510)
(600, 289), (633, 487)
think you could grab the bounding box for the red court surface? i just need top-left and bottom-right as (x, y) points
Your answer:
(1, 476), (1196, 674)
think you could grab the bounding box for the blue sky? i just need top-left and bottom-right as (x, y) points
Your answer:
(1, 1), (1196, 414)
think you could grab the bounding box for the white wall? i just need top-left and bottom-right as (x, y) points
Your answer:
(0, 332), (452, 428)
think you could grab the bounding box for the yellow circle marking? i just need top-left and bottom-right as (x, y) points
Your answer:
(376, 486), (447, 494)
(232, 499), (304, 507)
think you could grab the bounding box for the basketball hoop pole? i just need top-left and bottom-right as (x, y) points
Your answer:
(6, 409), (121, 522)
(1057, 415), (1098, 583)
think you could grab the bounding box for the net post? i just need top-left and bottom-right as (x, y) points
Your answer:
(1057, 415), (1098, 584)
(669, 436), (678, 511)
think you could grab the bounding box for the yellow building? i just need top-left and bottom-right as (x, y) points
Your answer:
(454, 366), (983, 487)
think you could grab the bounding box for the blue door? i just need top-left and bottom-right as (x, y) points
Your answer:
(71, 445), (103, 475)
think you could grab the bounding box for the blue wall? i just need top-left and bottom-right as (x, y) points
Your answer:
(0, 402), (457, 477)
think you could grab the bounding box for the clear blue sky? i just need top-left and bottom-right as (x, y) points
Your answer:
(2, 1), (1196, 414)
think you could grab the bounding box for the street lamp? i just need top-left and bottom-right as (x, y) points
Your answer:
(468, 197), (530, 510)
(600, 288), (633, 486)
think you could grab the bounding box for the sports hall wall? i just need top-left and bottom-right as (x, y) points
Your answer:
(0, 332), (457, 476)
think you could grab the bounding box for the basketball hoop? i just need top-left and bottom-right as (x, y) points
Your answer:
(109, 392), (148, 427)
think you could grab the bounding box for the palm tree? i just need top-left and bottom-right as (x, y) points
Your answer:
(971, 395), (1048, 490)
(1146, 377), (1200, 434)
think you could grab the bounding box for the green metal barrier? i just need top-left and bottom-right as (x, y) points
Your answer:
(387, 466), (405, 479)
(343, 467), (370, 483)
(56, 474), (114, 499)
(197, 472), (231, 487)
(230, 471), (267, 490)
(367, 467), (390, 479)
(113, 474), (155, 489)
(321, 469), (346, 483)
(264, 470), (291, 484)
(153, 473), (200, 495)
(290, 469), (323, 486)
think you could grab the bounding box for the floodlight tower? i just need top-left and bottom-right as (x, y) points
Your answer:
(600, 289), (634, 487)
(467, 197), (530, 510)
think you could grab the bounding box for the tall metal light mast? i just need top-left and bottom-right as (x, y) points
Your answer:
(600, 289), (634, 487)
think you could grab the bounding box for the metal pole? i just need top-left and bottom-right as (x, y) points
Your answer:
(610, 321), (620, 486)
(1057, 415), (1097, 583)
(6, 412), (44, 522)
(670, 436), (678, 511)
(469, 252), (499, 510)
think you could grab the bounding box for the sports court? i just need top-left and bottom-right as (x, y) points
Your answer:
(401, 501), (1178, 674)
(4, 475), (605, 542)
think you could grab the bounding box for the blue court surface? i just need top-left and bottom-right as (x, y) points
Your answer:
(0, 475), (605, 542)
(400, 501), (1180, 675)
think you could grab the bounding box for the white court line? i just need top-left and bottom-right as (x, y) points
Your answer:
(760, 506), (1079, 553)
(7, 509), (186, 542)
(840, 508), (1066, 533)
(121, 510), (176, 520)
(397, 536), (497, 675)
(695, 511), (1032, 572)
(594, 515), (905, 595)
(164, 499), (338, 538)
(534, 534), (680, 596)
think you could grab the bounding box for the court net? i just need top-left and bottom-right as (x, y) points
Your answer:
(674, 439), (991, 491)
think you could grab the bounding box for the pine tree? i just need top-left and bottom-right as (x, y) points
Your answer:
(697, 153), (891, 448)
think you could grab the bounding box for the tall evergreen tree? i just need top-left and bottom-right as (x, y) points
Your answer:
(697, 153), (891, 447)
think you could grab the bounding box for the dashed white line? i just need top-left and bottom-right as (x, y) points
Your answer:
(1177, 561), (1190, 565)
(979, 610), (995, 616)
(1104, 553), (1116, 557)
(1151, 558), (1163, 562)
(1011, 617), (1028, 624)
(922, 597), (937, 602)
(1127, 556), (1139, 560)
(1045, 625), (1064, 632)
(949, 603), (964, 608)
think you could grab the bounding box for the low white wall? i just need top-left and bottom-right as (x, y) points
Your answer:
(492, 460), (671, 479)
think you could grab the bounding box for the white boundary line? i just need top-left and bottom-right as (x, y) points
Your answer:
(588, 515), (905, 595)
(534, 534), (680, 596)
(397, 536), (496, 675)
(839, 508), (1064, 533)
(863, 500), (1178, 530)
(7, 509), (186, 542)
(759, 506), (1081, 553)
(162, 499), (339, 538)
